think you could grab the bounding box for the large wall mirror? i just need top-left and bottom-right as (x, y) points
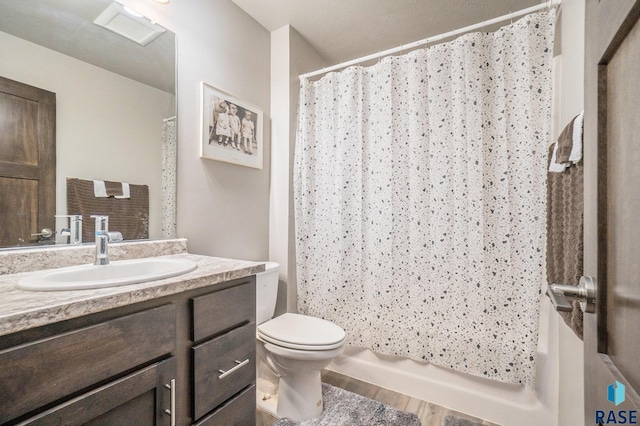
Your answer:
(0, 0), (176, 249)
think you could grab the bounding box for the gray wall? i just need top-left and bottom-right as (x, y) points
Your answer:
(269, 26), (327, 314)
(131, 0), (272, 261)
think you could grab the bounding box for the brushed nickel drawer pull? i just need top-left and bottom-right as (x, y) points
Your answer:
(218, 359), (250, 379)
(164, 378), (176, 426)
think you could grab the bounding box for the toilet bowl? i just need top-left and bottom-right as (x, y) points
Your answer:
(256, 263), (346, 421)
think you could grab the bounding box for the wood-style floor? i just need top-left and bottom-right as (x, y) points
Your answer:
(256, 369), (500, 426)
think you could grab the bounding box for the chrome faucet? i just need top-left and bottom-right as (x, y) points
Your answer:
(91, 215), (109, 265)
(56, 214), (83, 245)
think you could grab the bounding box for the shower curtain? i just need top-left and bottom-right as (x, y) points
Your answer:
(162, 116), (177, 238)
(294, 11), (554, 387)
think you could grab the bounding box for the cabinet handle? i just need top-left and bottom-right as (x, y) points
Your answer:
(164, 378), (176, 426)
(218, 359), (250, 379)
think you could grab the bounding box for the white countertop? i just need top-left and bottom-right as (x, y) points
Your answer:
(0, 252), (264, 337)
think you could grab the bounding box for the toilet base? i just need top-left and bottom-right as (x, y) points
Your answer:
(276, 369), (323, 421)
(256, 372), (324, 422)
(256, 391), (278, 417)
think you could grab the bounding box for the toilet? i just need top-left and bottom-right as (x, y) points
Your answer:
(256, 262), (346, 421)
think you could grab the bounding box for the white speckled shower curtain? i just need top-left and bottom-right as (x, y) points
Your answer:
(162, 116), (177, 239)
(294, 11), (554, 388)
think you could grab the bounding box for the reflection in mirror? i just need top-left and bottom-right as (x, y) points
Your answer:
(0, 0), (176, 249)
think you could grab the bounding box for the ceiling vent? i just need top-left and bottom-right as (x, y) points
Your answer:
(94, 2), (165, 46)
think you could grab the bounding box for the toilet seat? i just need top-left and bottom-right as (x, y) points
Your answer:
(257, 313), (345, 351)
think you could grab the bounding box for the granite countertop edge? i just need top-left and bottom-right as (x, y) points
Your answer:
(0, 253), (265, 337)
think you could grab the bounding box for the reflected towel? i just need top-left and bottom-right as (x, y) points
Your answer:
(68, 177), (148, 242)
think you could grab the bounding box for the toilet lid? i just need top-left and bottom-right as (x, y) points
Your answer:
(257, 313), (346, 350)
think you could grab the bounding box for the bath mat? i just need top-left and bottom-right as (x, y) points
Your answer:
(273, 383), (420, 426)
(442, 414), (483, 426)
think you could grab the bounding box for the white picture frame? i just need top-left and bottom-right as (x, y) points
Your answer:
(200, 81), (263, 169)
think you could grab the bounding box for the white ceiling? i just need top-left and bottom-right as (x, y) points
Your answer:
(232, 0), (545, 65)
(0, 0), (175, 93)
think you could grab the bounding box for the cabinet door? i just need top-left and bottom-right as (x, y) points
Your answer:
(19, 357), (177, 426)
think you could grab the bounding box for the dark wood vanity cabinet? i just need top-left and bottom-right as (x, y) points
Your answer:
(0, 276), (256, 426)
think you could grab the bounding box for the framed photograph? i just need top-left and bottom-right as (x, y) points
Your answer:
(200, 82), (263, 169)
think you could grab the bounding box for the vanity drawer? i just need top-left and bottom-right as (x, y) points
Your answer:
(0, 304), (175, 423)
(191, 278), (255, 342)
(193, 385), (255, 426)
(192, 321), (256, 420)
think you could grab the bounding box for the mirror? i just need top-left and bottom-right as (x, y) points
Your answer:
(0, 0), (176, 249)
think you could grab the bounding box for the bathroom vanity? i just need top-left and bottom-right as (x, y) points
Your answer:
(0, 239), (262, 425)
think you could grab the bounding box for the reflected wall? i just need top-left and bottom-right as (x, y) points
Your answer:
(0, 30), (175, 242)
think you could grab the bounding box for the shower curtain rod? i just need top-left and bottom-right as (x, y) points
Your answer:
(299, 0), (561, 80)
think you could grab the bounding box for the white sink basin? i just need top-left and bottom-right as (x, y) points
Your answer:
(17, 257), (198, 291)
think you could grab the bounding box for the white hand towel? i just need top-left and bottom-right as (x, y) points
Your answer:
(569, 111), (584, 164)
(549, 142), (568, 173)
(93, 180), (108, 197)
(93, 180), (130, 198)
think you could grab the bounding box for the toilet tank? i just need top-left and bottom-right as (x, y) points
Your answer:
(256, 261), (279, 325)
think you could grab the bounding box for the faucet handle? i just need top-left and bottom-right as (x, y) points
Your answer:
(107, 231), (123, 242)
(56, 215), (83, 244)
(90, 215), (109, 233)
